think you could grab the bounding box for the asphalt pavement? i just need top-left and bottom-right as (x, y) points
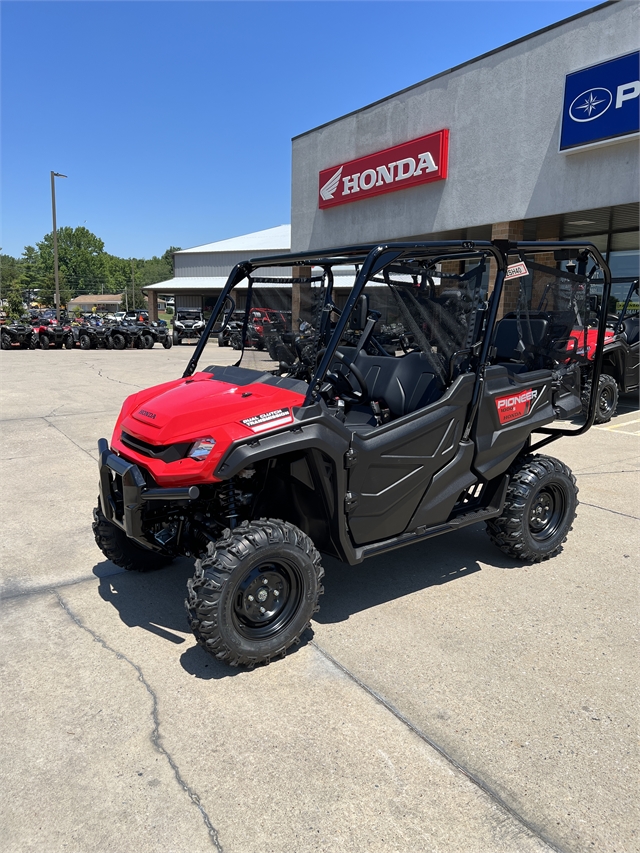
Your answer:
(0, 343), (638, 853)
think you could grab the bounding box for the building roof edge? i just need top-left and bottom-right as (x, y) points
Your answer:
(291, 1), (618, 142)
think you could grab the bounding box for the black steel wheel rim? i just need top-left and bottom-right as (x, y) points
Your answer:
(528, 484), (566, 541)
(232, 560), (303, 640)
(599, 385), (614, 416)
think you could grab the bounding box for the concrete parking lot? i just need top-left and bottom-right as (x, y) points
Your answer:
(1, 344), (638, 853)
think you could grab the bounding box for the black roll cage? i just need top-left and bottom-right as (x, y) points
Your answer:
(183, 239), (611, 448)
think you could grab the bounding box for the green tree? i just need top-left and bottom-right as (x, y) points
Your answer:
(1, 253), (22, 303)
(19, 246), (42, 306)
(6, 280), (25, 319)
(37, 226), (107, 297)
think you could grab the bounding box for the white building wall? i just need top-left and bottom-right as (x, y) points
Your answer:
(291, 1), (639, 252)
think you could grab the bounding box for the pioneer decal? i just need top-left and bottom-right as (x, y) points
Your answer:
(495, 389), (539, 425)
(318, 130), (449, 209)
(241, 408), (293, 433)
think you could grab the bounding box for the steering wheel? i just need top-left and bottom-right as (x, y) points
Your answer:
(326, 350), (368, 401)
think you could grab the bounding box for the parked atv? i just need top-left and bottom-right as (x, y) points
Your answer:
(31, 318), (74, 349)
(72, 321), (114, 350)
(173, 311), (205, 345)
(94, 239), (611, 668)
(577, 278), (639, 422)
(107, 321), (146, 350)
(135, 322), (173, 349)
(1, 321), (38, 349)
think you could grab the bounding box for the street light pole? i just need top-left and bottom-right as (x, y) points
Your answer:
(50, 171), (67, 322)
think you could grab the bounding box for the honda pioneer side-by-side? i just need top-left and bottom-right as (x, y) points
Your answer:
(94, 240), (612, 667)
(576, 277), (639, 422)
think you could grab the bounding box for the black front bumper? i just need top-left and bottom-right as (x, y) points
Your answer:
(97, 438), (199, 550)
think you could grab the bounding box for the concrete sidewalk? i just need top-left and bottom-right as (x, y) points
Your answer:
(1, 346), (638, 853)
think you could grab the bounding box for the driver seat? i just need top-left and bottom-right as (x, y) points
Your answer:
(339, 349), (443, 418)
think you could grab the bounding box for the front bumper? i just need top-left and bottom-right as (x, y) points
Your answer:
(97, 438), (199, 549)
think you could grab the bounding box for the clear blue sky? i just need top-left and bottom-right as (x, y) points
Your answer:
(2, 0), (600, 259)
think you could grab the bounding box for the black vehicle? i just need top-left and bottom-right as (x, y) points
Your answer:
(173, 310), (205, 345)
(135, 322), (173, 349)
(71, 321), (114, 350)
(94, 239), (611, 668)
(108, 320), (147, 350)
(1, 321), (37, 350)
(580, 278), (639, 422)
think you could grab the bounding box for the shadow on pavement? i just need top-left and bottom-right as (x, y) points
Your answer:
(92, 522), (530, 673)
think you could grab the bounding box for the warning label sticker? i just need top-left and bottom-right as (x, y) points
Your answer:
(241, 408), (293, 432)
(495, 388), (538, 425)
(505, 262), (529, 280)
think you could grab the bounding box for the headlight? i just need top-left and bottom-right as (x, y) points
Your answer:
(188, 437), (216, 460)
(175, 321), (184, 329)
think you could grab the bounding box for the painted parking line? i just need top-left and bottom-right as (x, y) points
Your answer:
(595, 416), (640, 435)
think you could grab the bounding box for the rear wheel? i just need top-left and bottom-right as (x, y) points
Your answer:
(186, 519), (324, 667)
(92, 501), (174, 572)
(582, 373), (618, 424)
(486, 454), (578, 562)
(162, 335), (173, 349)
(39, 334), (50, 350)
(217, 332), (228, 347)
(143, 333), (154, 348)
(1, 334), (11, 350)
(64, 335), (74, 349)
(112, 333), (126, 350)
(79, 334), (92, 350)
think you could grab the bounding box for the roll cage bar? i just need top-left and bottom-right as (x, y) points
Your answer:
(183, 239), (611, 447)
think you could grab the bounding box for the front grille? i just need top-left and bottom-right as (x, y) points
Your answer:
(121, 431), (192, 463)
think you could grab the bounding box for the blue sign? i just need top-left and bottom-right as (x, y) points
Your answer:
(560, 51), (640, 151)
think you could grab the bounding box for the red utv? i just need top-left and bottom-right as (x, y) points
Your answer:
(94, 239), (613, 668)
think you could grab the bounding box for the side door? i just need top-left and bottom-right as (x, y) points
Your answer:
(345, 375), (474, 546)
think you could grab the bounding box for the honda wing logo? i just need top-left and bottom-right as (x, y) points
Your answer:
(320, 166), (343, 201)
(318, 130), (448, 209)
(569, 87), (613, 122)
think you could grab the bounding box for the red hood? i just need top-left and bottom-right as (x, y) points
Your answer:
(572, 327), (616, 360)
(111, 371), (306, 486)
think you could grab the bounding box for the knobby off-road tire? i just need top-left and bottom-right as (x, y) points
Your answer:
(581, 373), (618, 424)
(112, 333), (126, 350)
(185, 519), (324, 667)
(486, 454), (578, 562)
(143, 334), (154, 349)
(64, 335), (74, 349)
(92, 501), (174, 572)
(38, 334), (49, 350)
(162, 336), (173, 349)
(1, 334), (10, 350)
(79, 334), (91, 350)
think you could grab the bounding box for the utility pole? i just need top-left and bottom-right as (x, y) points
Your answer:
(50, 171), (67, 322)
(131, 259), (135, 311)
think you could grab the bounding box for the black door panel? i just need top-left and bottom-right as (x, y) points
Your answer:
(346, 375), (474, 545)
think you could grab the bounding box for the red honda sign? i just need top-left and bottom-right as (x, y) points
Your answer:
(318, 130), (449, 209)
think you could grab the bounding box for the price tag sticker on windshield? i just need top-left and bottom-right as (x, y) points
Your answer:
(505, 262), (529, 280)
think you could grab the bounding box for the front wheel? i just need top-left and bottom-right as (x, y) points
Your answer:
(79, 334), (91, 350)
(173, 332), (182, 345)
(143, 333), (154, 348)
(582, 373), (619, 424)
(162, 335), (173, 349)
(185, 519), (324, 667)
(111, 333), (126, 350)
(486, 454), (578, 562)
(92, 502), (174, 572)
(39, 334), (50, 350)
(64, 335), (74, 349)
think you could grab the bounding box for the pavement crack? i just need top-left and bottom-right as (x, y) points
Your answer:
(44, 418), (97, 462)
(579, 502), (639, 520)
(87, 360), (143, 388)
(311, 640), (568, 853)
(53, 590), (224, 852)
